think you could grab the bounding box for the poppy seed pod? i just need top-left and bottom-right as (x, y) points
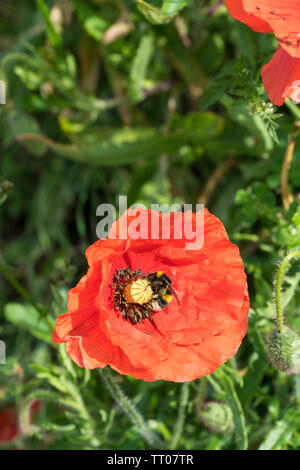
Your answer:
(267, 326), (300, 375)
(198, 402), (234, 434)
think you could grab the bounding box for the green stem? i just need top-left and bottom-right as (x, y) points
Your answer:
(280, 122), (300, 210)
(20, 389), (86, 435)
(274, 251), (300, 332)
(294, 374), (300, 406)
(195, 377), (207, 417)
(169, 382), (190, 450)
(99, 367), (163, 449)
(285, 98), (300, 121)
(0, 262), (46, 316)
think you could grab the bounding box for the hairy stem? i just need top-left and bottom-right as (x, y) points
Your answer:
(195, 377), (207, 418)
(274, 251), (300, 332)
(169, 382), (190, 450)
(285, 98), (300, 121)
(99, 367), (164, 448)
(281, 122), (300, 210)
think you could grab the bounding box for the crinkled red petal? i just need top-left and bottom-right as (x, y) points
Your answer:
(225, 0), (273, 33)
(262, 46), (300, 105)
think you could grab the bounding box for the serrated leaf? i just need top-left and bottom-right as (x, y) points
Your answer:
(224, 375), (248, 450)
(239, 327), (268, 404)
(213, 368), (248, 450)
(221, 95), (274, 152)
(259, 409), (300, 450)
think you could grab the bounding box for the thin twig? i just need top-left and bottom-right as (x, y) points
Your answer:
(198, 157), (236, 206)
(281, 121), (300, 210)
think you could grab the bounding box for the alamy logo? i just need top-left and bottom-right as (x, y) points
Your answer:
(96, 197), (204, 250)
(0, 340), (6, 364)
(0, 80), (6, 104)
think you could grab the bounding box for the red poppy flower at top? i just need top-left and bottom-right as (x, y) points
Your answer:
(225, 0), (300, 105)
(52, 208), (249, 382)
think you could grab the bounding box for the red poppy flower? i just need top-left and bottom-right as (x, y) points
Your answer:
(0, 401), (42, 445)
(0, 407), (18, 444)
(52, 208), (249, 382)
(226, 0), (300, 105)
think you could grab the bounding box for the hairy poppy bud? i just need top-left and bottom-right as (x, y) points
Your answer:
(198, 402), (234, 434)
(267, 326), (300, 375)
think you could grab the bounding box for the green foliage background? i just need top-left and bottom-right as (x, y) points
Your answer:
(0, 0), (300, 450)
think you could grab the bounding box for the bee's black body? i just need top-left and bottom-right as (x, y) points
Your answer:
(146, 272), (174, 310)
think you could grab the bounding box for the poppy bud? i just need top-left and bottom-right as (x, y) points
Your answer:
(198, 402), (234, 434)
(267, 326), (300, 375)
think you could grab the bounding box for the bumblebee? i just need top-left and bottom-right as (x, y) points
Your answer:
(112, 268), (180, 325)
(145, 271), (180, 311)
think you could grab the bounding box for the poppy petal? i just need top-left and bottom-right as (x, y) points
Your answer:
(225, 0), (272, 32)
(243, 0), (300, 58)
(262, 46), (300, 105)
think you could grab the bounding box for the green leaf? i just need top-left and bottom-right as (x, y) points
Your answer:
(259, 409), (300, 450)
(36, 0), (63, 48)
(221, 95), (274, 152)
(137, 0), (187, 24)
(224, 375), (248, 450)
(295, 374), (300, 404)
(58, 343), (77, 380)
(15, 113), (224, 166)
(239, 327), (268, 404)
(84, 17), (108, 41)
(199, 65), (232, 109)
(128, 34), (154, 103)
(179, 111), (225, 141)
(213, 368), (248, 450)
(4, 303), (52, 344)
(6, 110), (47, 156)
(282, 272), (300, 309)
(160, 26), (207, 94)
(34, 371), (70, 394)
(74, 0), (108, 41)
(0, 180), (14, 206)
